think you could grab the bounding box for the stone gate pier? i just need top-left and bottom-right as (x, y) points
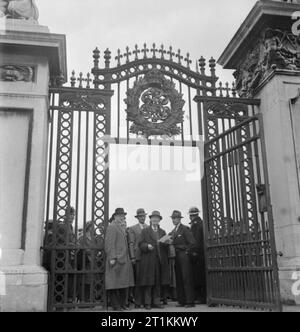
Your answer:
(219, 0), (300, 305)
(0, 18), (66, 311)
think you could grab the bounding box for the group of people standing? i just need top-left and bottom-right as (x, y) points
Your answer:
(105, 207), (206, 311)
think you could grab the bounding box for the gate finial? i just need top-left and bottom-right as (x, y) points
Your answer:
(115, 49), (123, 67)
(104, 49), (111, 68)
(93, 48), (100, 70)
(209, 57), (216, 77)
(133, 45), (140, 60)
(151, 43), (158, 58)
(199, 56), (206, 75)
(70, 70), (76, 87)
(167, 46), (175, 61)
(185, 53), (192, 69)
(86, 73), (92, 89)
(124, 46), (131, 64)
(78, 72), (84, 88)
(142, 43), (149, 59)
(159, 44), (166, 60)
(176, 49), (183, 65)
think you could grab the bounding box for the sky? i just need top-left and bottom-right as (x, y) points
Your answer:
(38, 0), (258, 231)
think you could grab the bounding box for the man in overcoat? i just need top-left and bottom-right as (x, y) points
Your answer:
(170, 210), (196, 308)
(138, 211), (170, 310)
(104, 208), (134, 311)
(128, 208), (149, 308)
(189, 207), (206, 304)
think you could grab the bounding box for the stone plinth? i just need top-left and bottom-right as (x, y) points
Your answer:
(0, 18), (67, 311)
(218, 0), (300, 305)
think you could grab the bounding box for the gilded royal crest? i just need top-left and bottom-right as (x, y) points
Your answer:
(125, 69), (185, 138)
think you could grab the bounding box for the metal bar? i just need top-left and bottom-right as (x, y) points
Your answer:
(179, 81), (184, 143)
(195, 95), (261, 105)
(75, 111), (81, 246)
(83, 110), (89, 242)
(205, 135), (259, 163)
(206, 116), (259, 144)
(188, 86), (193, 138)
(117, 82), (121, 140)
(126, 79), (130, 143)
(46, 95), (55, 227)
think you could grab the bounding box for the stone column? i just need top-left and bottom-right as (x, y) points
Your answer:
(218, 0), (300, 305)
(0, 19), (67, 311)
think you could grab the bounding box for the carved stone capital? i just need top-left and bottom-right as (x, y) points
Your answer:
(234, 28), (300, 97)
(0, 65), (35, 82)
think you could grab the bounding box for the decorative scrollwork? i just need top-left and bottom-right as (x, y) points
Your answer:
(205, 101), (249, 120)
(59, 92), (106, 111)
(0, 65), (34, 82)
(125, 69), (185, 138)
(234, 27), (300, 97)
(140, 87), (171, 123)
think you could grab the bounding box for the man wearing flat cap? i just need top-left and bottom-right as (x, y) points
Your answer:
(128, 208), (149, 308)
(105, 208), (134, 311)
(138, 211), (170, 310)
(189, 207), (206, 304)
(170, 210), (196, 308)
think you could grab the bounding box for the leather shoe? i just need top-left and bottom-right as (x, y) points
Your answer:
(145, 305), (151, 310)
(185, 304), (195, 308)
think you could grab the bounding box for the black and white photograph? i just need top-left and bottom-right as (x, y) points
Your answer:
(0, 0), (300, 315)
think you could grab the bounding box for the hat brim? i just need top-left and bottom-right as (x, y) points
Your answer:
(115, 212), (127, 216)
(171, 216), (184, 219)
(149, 215), (162, 220)
(135, 214), (147, 218)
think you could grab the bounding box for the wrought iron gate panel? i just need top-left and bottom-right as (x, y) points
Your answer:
(91, 44), (222, 146)
(44, 87), (112, 311)
(198, 96), (282, 311)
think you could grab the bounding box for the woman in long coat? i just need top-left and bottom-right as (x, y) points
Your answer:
(104, 208), (134, 310)
(137, 211), (170, 309)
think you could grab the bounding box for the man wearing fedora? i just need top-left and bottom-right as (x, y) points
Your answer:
(170, 210), (196, 308)
(138, 211), (170, 310)
(105, 208), (134, 311)
(189, 207), (207, 304)
(128, 208), (149, 308)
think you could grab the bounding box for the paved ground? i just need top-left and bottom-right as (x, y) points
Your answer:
(76, 302), (300, 312)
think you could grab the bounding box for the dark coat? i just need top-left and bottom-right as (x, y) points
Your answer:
(137, 227), (170, 287)
(128, 224), (149, 261)
(104, 221), (134, 290)
(171, 223), (195, 253)
(170, 223), (196, 305)
(190, 217), (206, 287)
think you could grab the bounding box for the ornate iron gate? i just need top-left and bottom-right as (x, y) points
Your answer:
(43, 43), (281, 311)
(197, 95), (282, 311)
(44, 44), (218, 311)
(44, 83), (112, 311)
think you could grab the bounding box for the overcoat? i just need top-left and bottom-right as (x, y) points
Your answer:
(190, 217), (206, 287)
(104, 220), (134, 290)
(170, 223), (195, 304)
(137, 227), (170, 287)
(128, 223), (149, 261)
